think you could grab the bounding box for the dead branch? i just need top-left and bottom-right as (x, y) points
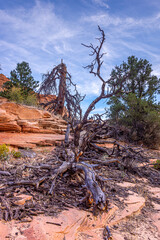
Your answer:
(74, 26), (126, 151)
(73, 162), (106, 210)
(39, 62), (85, 120)
(90, 143), (112, 156)
(80, 157), (120, 165)
(0, 170), (11, 176)
(49, 161), (72, 195)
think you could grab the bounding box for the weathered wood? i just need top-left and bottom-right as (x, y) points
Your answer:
(80, 157), (120, 165)
(90, 143), (111, 155)
(49, 161), (72, 195)
(64, 123), (70, 146)
(0, 170), (11, 176)
(73, 162), (106, 210)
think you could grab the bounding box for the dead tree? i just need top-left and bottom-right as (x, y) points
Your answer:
(73, 26), (126, 153)
(39, 60), (85, 120)
(50, 26), (127, 212)
(1, 27), (138, 221)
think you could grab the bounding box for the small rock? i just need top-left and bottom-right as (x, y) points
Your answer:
(14, 194), (33, 205)
(19, 149), (37, 158)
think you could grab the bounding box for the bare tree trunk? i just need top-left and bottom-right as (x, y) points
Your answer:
(56, 62), (66, 115)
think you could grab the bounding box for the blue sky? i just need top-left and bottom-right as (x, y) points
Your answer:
(0, 0), (160, 114)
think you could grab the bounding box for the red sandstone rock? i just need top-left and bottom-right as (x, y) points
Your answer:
(109, 192), (145, 226)
(0, 101), (66, 134)
(0, 96), (9, 103)
(14, 194), (33, 206)
(0, 132), (68, 149)
(38, 94), (56, 105)
(0, 102), (50, 120)
(0, 121), (21, 132)
(148, 186), (160, 235)
(0, 109), (16, 122)
(0, 74), (10, 91)
(0, 193), (146, 240)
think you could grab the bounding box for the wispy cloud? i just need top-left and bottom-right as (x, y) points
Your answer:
(0, 0), (82, 82)
(82, 11), (160, 31)
(92, 0), (109, 9)
(0, 1), (77, 52)
(1, 0), (160, 101)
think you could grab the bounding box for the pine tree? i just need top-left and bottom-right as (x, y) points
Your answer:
(9, 61), (39, 95)
(108, 56), (160, 147)
(1, 62), (39, 105)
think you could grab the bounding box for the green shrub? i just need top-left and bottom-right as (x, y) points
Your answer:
(1, 86), (38, 107)
(0, 144), (10, 161)
(24, 93), (38, 106)
(11, 149), (22, 158)
(154, 159), (160, 170)
(8, 87), (24, 103)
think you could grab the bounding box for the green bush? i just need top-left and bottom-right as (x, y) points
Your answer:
(1, 86), (38, 107)
(11, 149), (22, 158)
(24, 93), (38, 106)
(0, 144), (10, 161)
(153, 159), (160, 170)
(8, 87), (24, 103)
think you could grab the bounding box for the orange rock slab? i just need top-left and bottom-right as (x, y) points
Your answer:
(0, 208), (117, 240)
(0, 191), (146, 240)
(0, 132), (67, 149)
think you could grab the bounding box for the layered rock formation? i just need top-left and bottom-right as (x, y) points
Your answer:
(0, 99), (67, 134)
(0, 73), (10, 91)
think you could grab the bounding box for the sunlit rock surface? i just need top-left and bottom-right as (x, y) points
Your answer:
(0, 190), (147, 240)
(0, 101), (67, 134)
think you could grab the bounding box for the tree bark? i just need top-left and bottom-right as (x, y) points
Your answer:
(56, 62), (66, 115)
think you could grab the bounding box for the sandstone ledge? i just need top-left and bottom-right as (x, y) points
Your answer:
(0, 101), (67, 134)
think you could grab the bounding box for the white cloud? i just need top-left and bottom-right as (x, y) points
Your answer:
(0, 1), (77, 54)
(82, 11), (160, 30)
(77, 78), (101, 95)
(92, 0), (109, 9)
(0, 0), (82, 84)
(82, 13), (121, 26)
(119, 40), (160, 61)
(153, 65), (160, 77)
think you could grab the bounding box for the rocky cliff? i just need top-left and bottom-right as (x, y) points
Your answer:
(0, 97), (67, 134)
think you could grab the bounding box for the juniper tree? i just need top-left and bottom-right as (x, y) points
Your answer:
(108, 56), (160, 147)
